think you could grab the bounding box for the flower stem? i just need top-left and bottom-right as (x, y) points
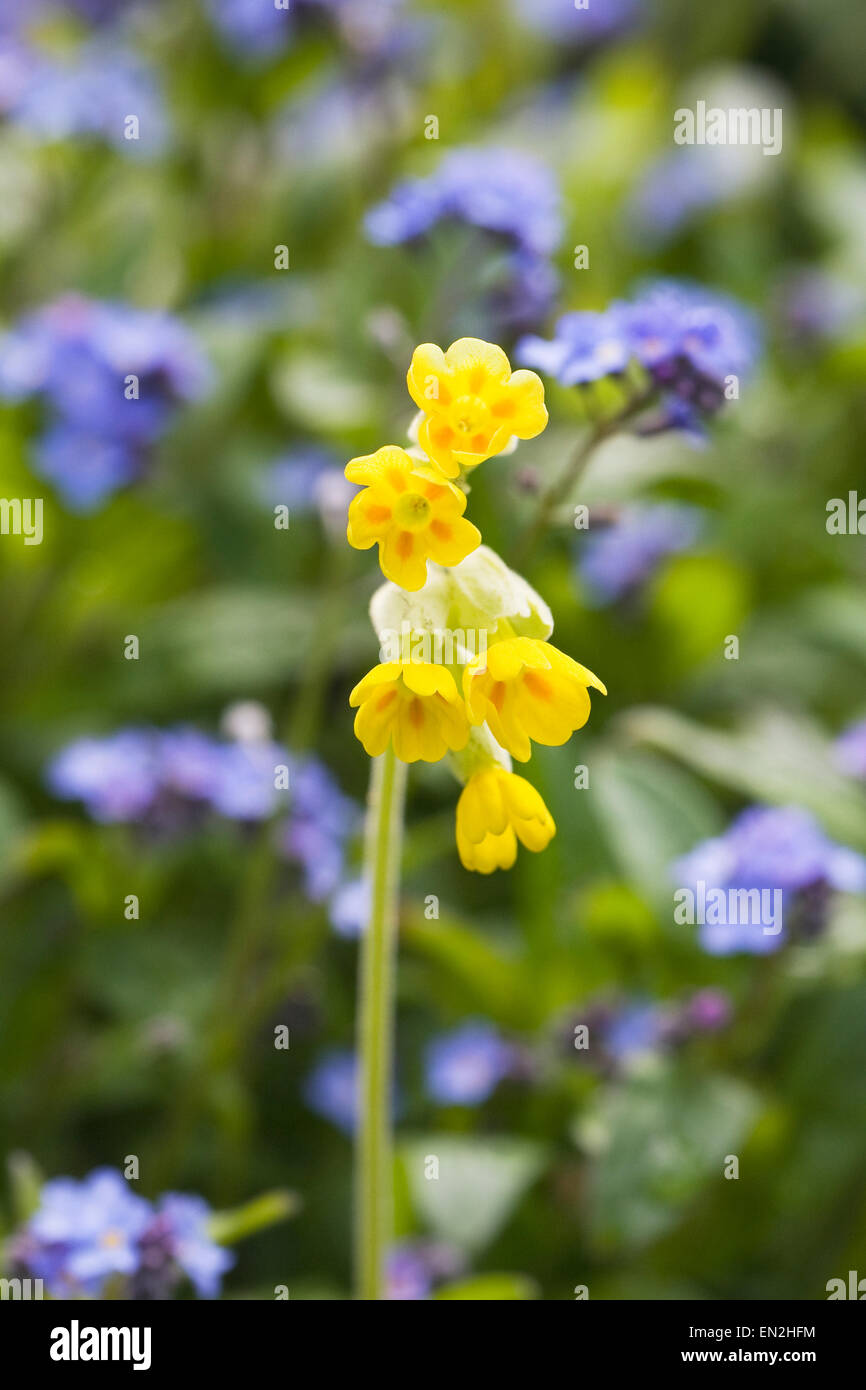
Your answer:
(514, 385), (657, 568)
(354, 744), (407, 1300)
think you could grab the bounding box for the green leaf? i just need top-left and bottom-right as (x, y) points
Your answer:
(590, 747), (725, 907)
(209, 1189), (301, 1245)
(400, 1135), (546, 1254)
(576, 1065), (759, 1253)
(435, 1273), (538, 1300)
(622, 706), (866, 852)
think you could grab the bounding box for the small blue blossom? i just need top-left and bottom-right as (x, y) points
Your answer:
(366, 146), (561, 257)
(365, 147), (561, 332)
(303, 1049), (358, 1133)
(152, 1194), (234, 1299)
(520, 310), (630, 384)
(0, 294), (209, 510)
(16, 1169), (234, 1300)
(518, 278), (759, 433)
(673, 805), (866, 955)
(26, 1168), (151, 1295)
(47, 724), (292, 825)
(578, 503), (703, 605)
(510, 0), (642, 44)
(385, 1240), (464, 1300)
(207, 0), (294, 57)
(425, 1022), (515, 1106)
(329, 876), (370, 938)
(4, 41), (167, 156)
(48, 730), (162, 823)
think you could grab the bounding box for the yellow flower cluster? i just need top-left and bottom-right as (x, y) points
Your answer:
(346, 339), (605, 873)
(345, 337), (547, 593)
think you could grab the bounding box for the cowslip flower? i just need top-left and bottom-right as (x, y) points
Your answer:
(346, 445), (480, 590)
(462, 637), (606, 762)
(456, 764), (555, 873)
(407, 338), (547, 478)
(350, 662), (470, 763)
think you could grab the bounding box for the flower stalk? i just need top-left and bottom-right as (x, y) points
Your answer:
(354, 744), (407, 1300)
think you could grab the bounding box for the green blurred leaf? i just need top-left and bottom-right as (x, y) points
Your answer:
(400, 1135), (546, 1255)
(435, 1272), (538, 1300)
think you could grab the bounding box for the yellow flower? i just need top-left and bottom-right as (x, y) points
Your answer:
(463, 636), (606, 762)
(456, 765), (555, 873)
(346, 445), (481, 591)
(350, 661), (470, 763)
(407, 338), (548, 479)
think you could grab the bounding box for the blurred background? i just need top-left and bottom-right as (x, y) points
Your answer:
(1, 0), (866, 1301)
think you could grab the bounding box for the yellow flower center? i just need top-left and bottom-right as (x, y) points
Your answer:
(393, 491), (432, 531)
(448, 395), (492, 437)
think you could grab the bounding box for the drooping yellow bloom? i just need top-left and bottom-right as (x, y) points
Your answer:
(456, 765), (555, 873)
(350, 661), (470, 763)
(345, 445), (481, 591)
(407, 338), (548, 479)
(463, 636), (606, 762)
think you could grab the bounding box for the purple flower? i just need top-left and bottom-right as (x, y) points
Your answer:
(48, 729), (161, 823)
(207, 0), (294, 57)
(425, 1023), (515, 1106)
(47, 723), (292, 825)
(519, 278), (759, 433)
(329, 876), (369, 938)
(366, 146), (561, 257)
(519, 310), (630, 384)
(26, 1169), (151, 1295)
(281, 757), (360, 900)
(385, 1240), (464, 1300)
(578, 503), (703, 605)
(510, 0), (642, 44)
(673, 805), (866, 955)
(304, 1049), (358, 1133)
(208, 740), (291, 821)
(613, 279), (760, 397)
(836, 720), (866, 780)
(0, 294), (209, 509)
(5, 40), (167, 156)
(151, 1195), (234, 1299)
(17, 1168), (233, 1300)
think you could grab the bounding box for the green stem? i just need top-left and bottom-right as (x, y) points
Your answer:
(514, 385), (657, 568)
(354, 744), (407, 1300)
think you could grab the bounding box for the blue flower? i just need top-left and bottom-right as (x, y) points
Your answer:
(613, 279), (760, 396)
(5, 40), (167, 156)
(510, 0), (642, 43)
(18, 1169), (234, 1300)
(26, 1168), (152, 1295)
(519, 310), (630, 385)
(304, 1050), (358, 1133)
(385, 1240), (464, 1300)
(329, 876), (370, 938)
(578, 503), (703, 605)
(47, 723), (292, 824)
(0, 294), (209, 509)
(48, 730), (161, 823)
(425, 1022), (514, 1106)
(365, 146), (561, 257)
(673, 805), (866, 955)
(518, 278), (759, 433)
(207, 0), (294, 57)
(836, 720), (866, 780)
(153, 1195), (234, 1300)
